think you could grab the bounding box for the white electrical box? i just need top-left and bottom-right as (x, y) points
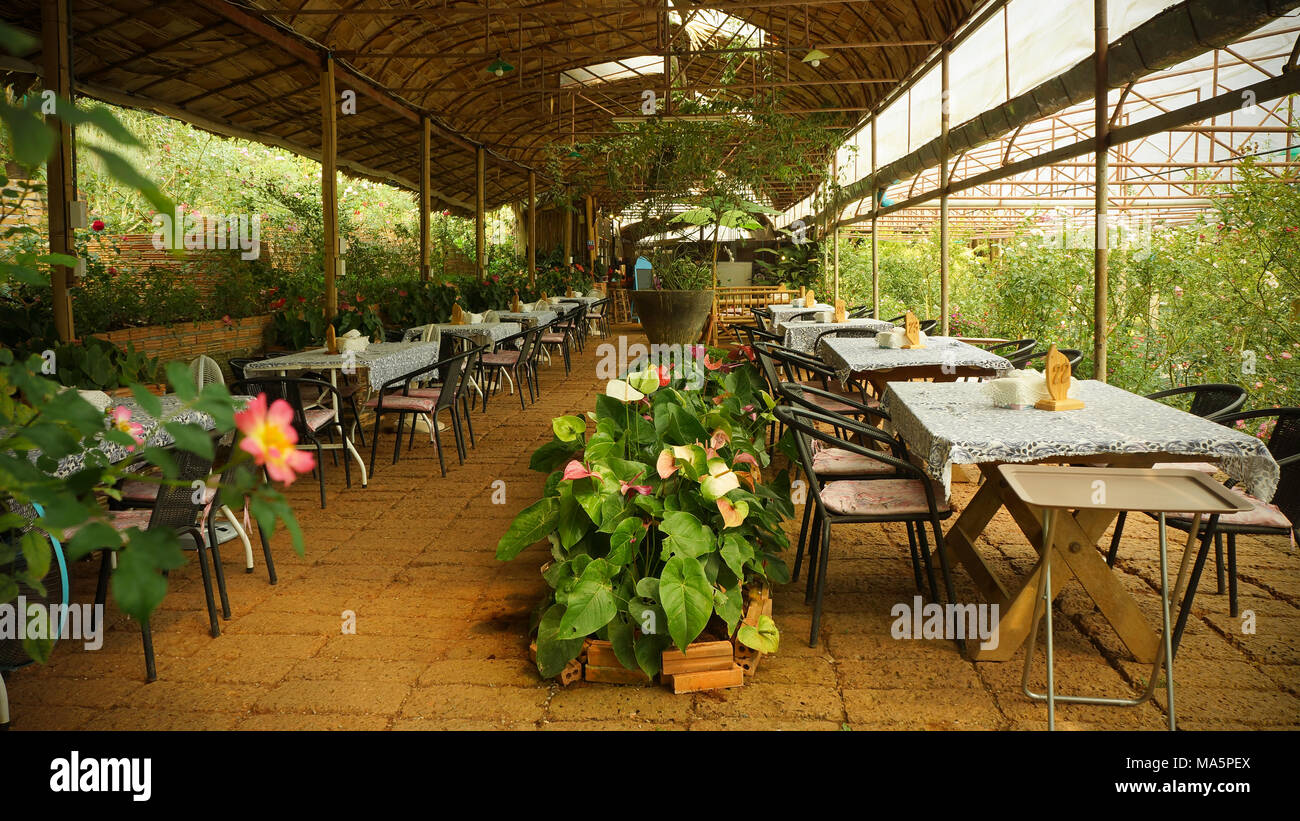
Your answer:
(69, 201), (88, 230)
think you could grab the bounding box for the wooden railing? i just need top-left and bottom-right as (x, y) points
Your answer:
(711, 285), (796, 343)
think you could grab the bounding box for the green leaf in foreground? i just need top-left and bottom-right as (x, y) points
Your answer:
(495, 497), (560, 560)
(659, 554), (713, 653)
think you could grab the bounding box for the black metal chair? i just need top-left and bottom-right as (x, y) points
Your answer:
(93, 449), (226, 681)
(1007, 348), (1084, 372)
(230, 376), (355, 508)
(848, 304), (875, 319)
(756, 341), (874, 406)
(481, 324), (542, 411)
(919, 319), (939, 334)
(750, 307), (774, 330)
(540, 308), (579, 375)
(986, 339), (1037, 359)
(776, 405), (957, 647)
(585, 297), (611, 339)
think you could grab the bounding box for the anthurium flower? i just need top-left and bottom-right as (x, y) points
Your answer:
(656, 449), (680, 479)
(733, 452), (759, 467)
(717, 497), (750, 529)
(619, 476), (653, 496)
(657, 365), (671, 387)
(625, 368), (661, 395)
(235, 394), (316, 485)
(703, 354), (724, 371)
(700, 458), (741, 499)
(562, 460), (594, 481)
(605, 379), (645, 402)
(710, 428), (731, 450)
(108, 405), (144, 451)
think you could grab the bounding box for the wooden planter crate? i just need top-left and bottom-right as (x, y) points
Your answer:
(531, 581), (773, 694)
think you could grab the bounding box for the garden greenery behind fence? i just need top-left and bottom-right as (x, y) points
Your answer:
(2, 99), (1296, 414)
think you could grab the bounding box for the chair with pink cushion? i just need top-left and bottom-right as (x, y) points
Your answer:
(776, 405), (957, 648)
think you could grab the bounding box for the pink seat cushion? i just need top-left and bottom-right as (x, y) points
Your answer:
(106, 508), (155, 531)
(540, 333), (565, 344)
(120, 480), (217, 505)
(803, 390), (878, 415)
(406, 387), (441, 400)
(303, 407), (335, 431)
(811, 447), (895, 477)
(1169, 487), (1291, 531)
(481, 351), (519, 366)
(820, 479), (949, 517)
(363, 394), (435, 412)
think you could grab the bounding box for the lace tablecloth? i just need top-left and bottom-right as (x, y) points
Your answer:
(429, 322), (521, 349)
(768, 303), (832, 325)
(882, 380), (1280, 500)
(496, 310), (557, 328)
(47, 394), (235, 478)
(245, 342), (441, 390)
(780, 317), (897, 354)
(819, 335), (1014, 383)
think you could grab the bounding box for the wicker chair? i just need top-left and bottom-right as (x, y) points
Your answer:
(1110, 407), (1296, 633)
(1008, 348), (1083, 373)
(92, 449), (226, 681)
(987, 339), (1037, 359)
(777, 405), (957, 647)
(365, 348), (477, 477)
(231, 376), (356, 508)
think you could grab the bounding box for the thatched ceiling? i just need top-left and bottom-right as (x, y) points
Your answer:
(2, 0), (979, 215)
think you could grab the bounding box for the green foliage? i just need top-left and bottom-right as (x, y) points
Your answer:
(644, 249), (713, 291)
(497, 347), (790, 678)
(0, 27), (301, 665)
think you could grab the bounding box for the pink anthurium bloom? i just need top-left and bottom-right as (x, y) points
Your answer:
(703, 354), (724, 371)
(562, 460), (594, 481)
(710, 429), (731, 450)
(717, 497), (749, 529)
(235, 394), (316, 485)
(656, 449), (679, 479)
(108, 405), (145, 451)
(733, 451), (759, 467)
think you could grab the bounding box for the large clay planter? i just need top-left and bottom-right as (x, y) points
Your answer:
(630, 289), (713, 346)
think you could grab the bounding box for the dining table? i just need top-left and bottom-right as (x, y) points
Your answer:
(430, 321), (521, 351)
(779, 317), (897, 354)
(495, 309), (557, 329)
(245, 341), (442, 486)
(818, 334), (1014, 395)
(882, 379), (1280, 662)
(768, 302), (832, 325)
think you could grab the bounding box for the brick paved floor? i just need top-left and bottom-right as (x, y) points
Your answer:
(6, 325), (1298, 730)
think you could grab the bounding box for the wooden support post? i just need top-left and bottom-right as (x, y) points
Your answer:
(321, 54), (339, 319)
(475, 145), (486, 279)
(419, 117), (431, 280)
(527, 170), (537, 286)
(940, 45), (951, 336)
(1094, 0), (1110, 382)
(584, 194), (596, 272)
(563, 187), (573, 265)
(831, 154), (840, 302)
(41, 0), (75, 343)
(870, 123), (880, 317)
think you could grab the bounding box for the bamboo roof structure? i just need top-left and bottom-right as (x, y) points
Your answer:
(0, 0), (981, 216)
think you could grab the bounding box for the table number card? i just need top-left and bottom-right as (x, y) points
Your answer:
(325, 324), (339, 355)
(450, 304), (466, 325)
(901, 311), (925, 349)
(512, 290), (523, 313)
(804, 289), (816, 307)
(1034, 345), (1084, 411)
(833, 299), (847, 324)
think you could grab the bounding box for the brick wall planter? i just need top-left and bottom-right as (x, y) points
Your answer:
(93, 314), (273, 371)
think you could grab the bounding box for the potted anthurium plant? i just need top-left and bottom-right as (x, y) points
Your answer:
(495, 345), (793, 681)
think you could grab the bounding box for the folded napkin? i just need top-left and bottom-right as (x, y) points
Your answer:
(469, 312), (485, 324)
(483, 310), (500, 323)
(985, 368), (1079, 408)
(876, 329), (905, 348)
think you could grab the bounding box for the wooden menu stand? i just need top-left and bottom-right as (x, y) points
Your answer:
(1034, 345), (1083, 411)
(901, 311), (925, 349)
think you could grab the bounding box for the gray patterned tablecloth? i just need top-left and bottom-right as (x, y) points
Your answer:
(432, 321), (521, 349)
(245, 342), (440, 390)
(780, 318), (897, 354)
(882, 380), (1280, 500)
(768, 303), (832, 325)
(819, 335), (1014, 383)
(47, 394), (236, 478)
(496, 310), (557, 328)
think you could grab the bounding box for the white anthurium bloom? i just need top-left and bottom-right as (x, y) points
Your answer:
(699, 458), (741, 500)
(605, 379), (645, 403)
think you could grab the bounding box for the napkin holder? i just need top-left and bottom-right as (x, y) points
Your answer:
(1034, 345), (1084, 411)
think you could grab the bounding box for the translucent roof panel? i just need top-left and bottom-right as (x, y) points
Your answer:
(560, 55), (665, 87)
